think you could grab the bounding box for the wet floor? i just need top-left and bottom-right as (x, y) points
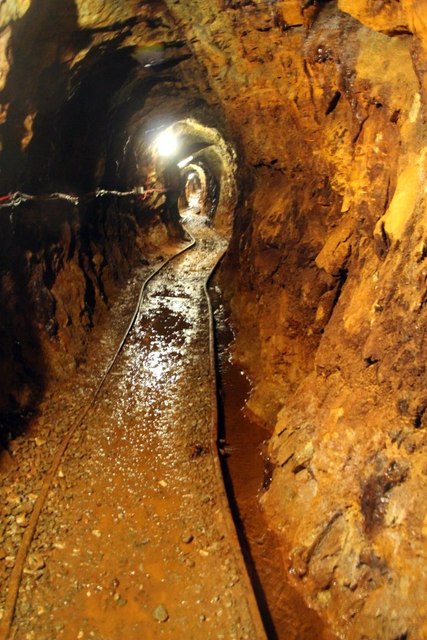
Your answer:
(0, 213), (264, 640)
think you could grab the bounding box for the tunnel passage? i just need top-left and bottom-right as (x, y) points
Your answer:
(183, 169), (204, 210)
(0, 1), (238, 445)
(2, 1), (427, 640)
(128, 117), (238, 232)
(0, 211), (270, 640)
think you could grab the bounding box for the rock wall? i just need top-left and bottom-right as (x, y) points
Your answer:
(0, 195), (163, 444)
(179, 1), (427, 638)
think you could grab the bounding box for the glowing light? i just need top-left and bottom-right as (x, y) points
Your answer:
(177, 155), (193, 169)
(155, 130), (178, 157)
(146, 351), (167, 381)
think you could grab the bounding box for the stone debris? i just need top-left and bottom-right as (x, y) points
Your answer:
(152, 604), (169, 623)
(181, 533), (194, 544)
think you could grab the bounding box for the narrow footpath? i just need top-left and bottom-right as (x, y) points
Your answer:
(1, 212), (265, 639)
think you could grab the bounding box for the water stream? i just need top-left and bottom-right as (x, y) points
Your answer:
(210, 286), (333, 640)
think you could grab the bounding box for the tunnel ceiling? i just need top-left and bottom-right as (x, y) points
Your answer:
(2, 1), (426, 203)
(3, 2), (427, 640)
(0, 0), (230, 192)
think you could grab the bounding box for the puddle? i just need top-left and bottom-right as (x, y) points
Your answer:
(150, 305), (191, 337)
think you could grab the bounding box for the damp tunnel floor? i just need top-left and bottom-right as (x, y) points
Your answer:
(0, 212), (264, 640)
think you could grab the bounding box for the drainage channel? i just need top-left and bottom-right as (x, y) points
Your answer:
(209, 284), (335, 640)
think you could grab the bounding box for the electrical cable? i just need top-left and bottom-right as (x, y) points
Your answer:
(0, 188), (168, 210)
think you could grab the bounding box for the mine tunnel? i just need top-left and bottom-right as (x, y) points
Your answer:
(1, 1), (427, 639)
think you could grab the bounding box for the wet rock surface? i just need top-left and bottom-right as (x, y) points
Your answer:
(193, 3), (427, 639)
(1, 213), (263, 639)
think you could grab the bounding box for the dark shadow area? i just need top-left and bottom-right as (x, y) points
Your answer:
(0, 201), (53, 448)
(0, 0), (88, 192)
(0, 0), (84, 446)
(54, 44), (139, 192)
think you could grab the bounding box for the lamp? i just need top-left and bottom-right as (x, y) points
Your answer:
(155, 130), (178, 157)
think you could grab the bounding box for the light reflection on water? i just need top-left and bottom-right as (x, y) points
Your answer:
(145, 353), (167, 381)
(85, 223), (226, 491)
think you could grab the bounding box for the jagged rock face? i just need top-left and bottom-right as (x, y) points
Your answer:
(163, 1), (427, 638)
(2, 0), (427, 638)
(179, 2), (426, 639)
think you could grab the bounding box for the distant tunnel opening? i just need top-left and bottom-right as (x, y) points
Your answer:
(132, 117), (238, 233)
